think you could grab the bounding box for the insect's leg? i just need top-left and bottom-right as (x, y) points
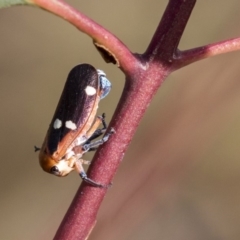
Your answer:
(75, 160), (110, 188)
(82, 128), (115, 152)
(83, 114), (104, 144)
(81, 159), (91, 165)
(85, 113), (107, 144)
(100, 113), (107, 129)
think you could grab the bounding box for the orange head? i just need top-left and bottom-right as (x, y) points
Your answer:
(39, 147), (76, 177)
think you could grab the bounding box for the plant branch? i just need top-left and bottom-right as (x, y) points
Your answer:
(54, 61), (171, 240)
(32, 0), (137, 74)
(173, 37), (240, 68)
(144, 0), (196, 63)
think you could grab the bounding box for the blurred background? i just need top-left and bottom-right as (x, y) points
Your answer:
(1, 0), (240, 239)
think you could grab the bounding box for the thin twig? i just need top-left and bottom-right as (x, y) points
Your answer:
(32, 0), (136, 74)
(173, 37), (240, 68)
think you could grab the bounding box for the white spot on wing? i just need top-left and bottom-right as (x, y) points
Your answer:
(53, 119), (62, 129)
(85, 86), (96, 96)
(65, 120), (77, 130)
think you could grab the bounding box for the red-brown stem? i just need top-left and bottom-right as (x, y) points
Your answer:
(32, 0), (136, 74)
(54, 62), (170, 239)
(144, 0), (196, 63)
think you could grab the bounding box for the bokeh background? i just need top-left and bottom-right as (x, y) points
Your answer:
(1, 1), (240, 239)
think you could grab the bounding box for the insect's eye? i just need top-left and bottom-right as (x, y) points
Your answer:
(50, 166), (60, 175)
(99, 75), (111, 99)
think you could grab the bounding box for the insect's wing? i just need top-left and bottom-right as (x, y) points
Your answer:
(45, 64), (100, 158)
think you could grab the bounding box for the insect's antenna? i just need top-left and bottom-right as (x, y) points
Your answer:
(34, 146), (41, 152)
